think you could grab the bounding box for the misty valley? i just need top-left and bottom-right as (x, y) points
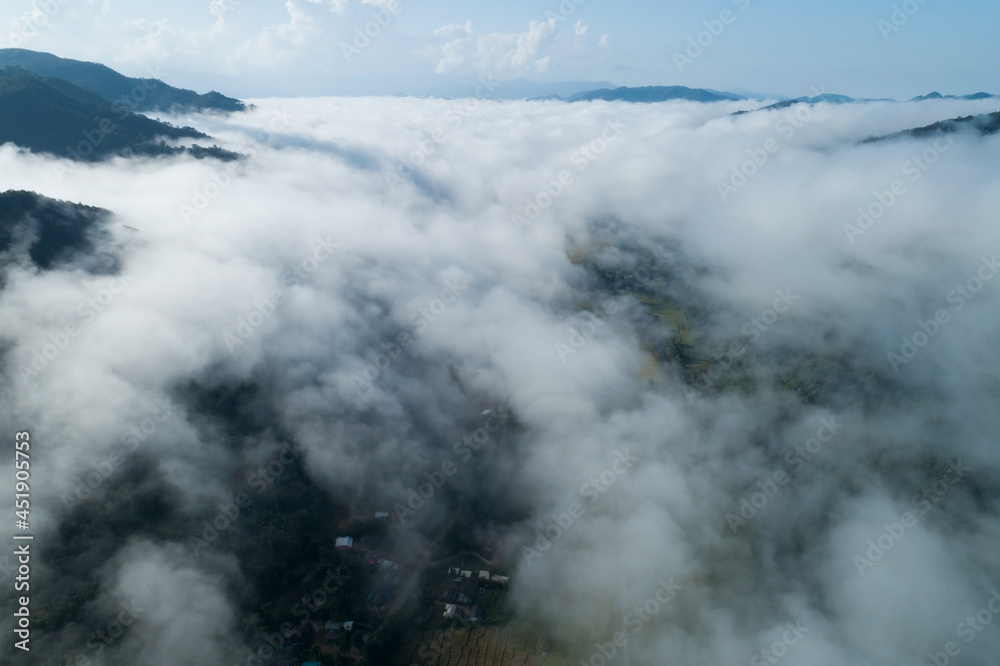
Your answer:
(1, 41), (999, 666)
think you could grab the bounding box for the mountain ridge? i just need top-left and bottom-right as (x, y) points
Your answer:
(0, 48), (245, 113)
(0, 66), (239, 162)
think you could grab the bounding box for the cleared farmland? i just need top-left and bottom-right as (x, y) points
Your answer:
(395, 626), (551, 666)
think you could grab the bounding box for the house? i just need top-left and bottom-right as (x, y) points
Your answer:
(460, 570), (472, 578)
(448, 567), (461, 575)
(280, 629), (304, 652)
(443, 604), (458, 619)
(374, 512), (390, 519)
(335, 536), (354, 549)
(490, 575), (509, 585)
(325, 620), (339, 639)
(479, 570), (490, 580)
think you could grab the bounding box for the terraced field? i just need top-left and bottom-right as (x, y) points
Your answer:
(396, 626), (548, 666)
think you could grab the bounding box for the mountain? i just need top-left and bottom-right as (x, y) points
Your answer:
(406, 77), (618, 101)
(487, 78), (618, 100)
(910, 91), (996, 102)
(0, 67), (239, 161)
(863, 110), (1000, 143)
(759, 93), (854, 109)
(0, 48), (245, 113)
(0, 190), (119, 280)
(565, 85), (745, 103)
(731, 93), (862, 115)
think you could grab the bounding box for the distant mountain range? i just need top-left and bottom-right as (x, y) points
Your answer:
(863, 110), (1000, 143)
(401, 77), (617, 101)
(732, 93), (864, 115)
(909, 91), (996, 102)
(0, 66), (239, 162)
(732, 91), (997, 115)
(516, 83), (996, 106)
(559, 85), (746, 103)
(0, 49), (245, 113)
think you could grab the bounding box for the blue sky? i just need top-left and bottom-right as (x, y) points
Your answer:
(2, 0), (998, 98)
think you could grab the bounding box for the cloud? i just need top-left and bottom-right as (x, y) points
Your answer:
(303, 0), (350, 13)
(118, 0), (243, 65)
(0, 95), (999, 665)
(88, 0), (112, 15)
(475, 18), (558, 74)
(115, 0), (321, 71)
(574, 19), (588, 36)
(228, 0), (321, 71)
(429, 17), (564, 75)
(431, 20), (474, 74)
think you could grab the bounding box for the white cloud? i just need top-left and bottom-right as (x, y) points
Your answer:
(428, 17), (567, 75)
(120, 18), (174, 62)
(118, 0), (243, 65)
(431, 20), (474, 74)
(302, 0), (350, 13)
(475, 18), (559, 74)
(302, 0), (394, 13)
(228, 0), (321, 71)
(599, 33), (609, 49)
(88, 0), (112, 14)
(3, 92), (1000, 665)
(574, 19), (588, 36)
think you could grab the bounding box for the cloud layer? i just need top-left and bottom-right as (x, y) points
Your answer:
(1, 94), (999, 665)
